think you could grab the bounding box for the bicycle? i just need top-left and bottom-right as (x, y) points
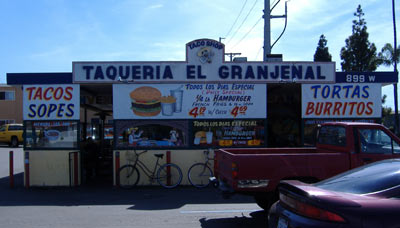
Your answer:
(187, 149), (214, 188)
(118, 150), (183, 189)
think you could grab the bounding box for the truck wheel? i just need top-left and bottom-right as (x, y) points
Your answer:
(11, 136), (18, 147)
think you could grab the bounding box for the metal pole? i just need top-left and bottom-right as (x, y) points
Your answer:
(9, 151), (14, 188)
(115, 151), (120, 187)
(264, 0), (271, 61)
(393, 0), (399, 135)
(24, 151), (29, 188)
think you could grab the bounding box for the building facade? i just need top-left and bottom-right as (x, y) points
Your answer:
(0, 84), (23, 125)
(6, 39), (398, 187)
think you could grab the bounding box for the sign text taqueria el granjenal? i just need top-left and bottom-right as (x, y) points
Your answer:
(73, 62), (335, 83)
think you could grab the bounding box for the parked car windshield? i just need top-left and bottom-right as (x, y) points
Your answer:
(315, 159), (400, 195)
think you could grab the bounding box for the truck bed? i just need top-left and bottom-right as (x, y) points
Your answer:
(219, 147), (318, 154)
(216, 147), (350, 192)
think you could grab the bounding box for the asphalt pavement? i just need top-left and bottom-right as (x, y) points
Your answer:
(0, 146), (267, 228)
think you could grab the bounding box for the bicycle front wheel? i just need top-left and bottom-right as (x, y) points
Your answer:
(118, 165), (140, 189)
(188, 163), (213, 188)
(156, 163), (182, 188)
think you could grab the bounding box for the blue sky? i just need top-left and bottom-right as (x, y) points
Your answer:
(1, 0), (399, 108)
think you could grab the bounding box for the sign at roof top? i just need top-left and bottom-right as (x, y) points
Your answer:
(73, 39), (335, 84)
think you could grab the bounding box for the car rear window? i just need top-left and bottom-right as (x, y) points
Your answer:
(317, 126), (346, 146)
(315, 160), (400, 195)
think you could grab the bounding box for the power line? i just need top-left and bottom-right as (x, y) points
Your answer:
(255, 46), (263, 60)
(230, 16), (263, 49)
(271, 0), (288, 50)
(226, 0), (259, 45)
(270, 0), (281, 12)
(224, 0), (248, 38)
(270, 0), (278, 8)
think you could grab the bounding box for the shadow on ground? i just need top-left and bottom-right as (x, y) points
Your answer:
(0, 174), (256, 211)
(199, 210), (268, 228)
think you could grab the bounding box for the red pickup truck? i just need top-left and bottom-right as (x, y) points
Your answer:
(212, 122), (400, 209)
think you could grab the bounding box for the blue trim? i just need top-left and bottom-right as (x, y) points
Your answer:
(7, 71), (398, 85)
(7, 73), (72, 85)
(7, 71), (397, 84)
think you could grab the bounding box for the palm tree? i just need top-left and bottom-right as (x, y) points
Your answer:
(378, 43), (400, 135)
(378, 43), (400, 66)
(381, 94), (393, 127)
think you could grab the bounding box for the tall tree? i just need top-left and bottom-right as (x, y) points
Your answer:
(340, 5), (379, 71)
(314, 34), (332, 62)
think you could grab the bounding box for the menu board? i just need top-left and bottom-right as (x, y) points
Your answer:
(25, 121), (79, 149)
(191, 120), (265, 147)
(113, 84), (267, 119)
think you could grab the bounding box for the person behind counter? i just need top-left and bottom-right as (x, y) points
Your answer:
(169, 128), (183, 146)
(129, 128), (144, 145)
(169, 128), (178, 143)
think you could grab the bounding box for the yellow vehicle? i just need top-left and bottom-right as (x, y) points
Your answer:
(0, 123), (23, 147)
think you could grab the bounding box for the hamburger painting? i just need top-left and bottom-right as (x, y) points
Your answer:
(130, 86), (162, 117)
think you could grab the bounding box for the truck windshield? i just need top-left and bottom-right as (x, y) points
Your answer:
(317, 126), (346, 146)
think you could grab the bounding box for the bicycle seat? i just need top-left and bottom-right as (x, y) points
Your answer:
(154, 154), (164, 158)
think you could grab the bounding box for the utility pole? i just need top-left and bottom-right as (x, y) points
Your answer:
(225, 53), (242, 61)
(263, 0), (271, 61)
(220, 36), (240, 61)
(264, 0), (287, 61)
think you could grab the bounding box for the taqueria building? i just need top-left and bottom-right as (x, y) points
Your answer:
(6, 38), (397, 187)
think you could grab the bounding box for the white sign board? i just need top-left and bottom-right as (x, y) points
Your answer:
(113, 83), (267, 119)
(302, 84), (382, 118)
(73, 39), (335, 84)
(23, 84), (80, 120)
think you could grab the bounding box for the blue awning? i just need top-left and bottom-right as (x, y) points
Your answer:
(7, 73), (72, 85)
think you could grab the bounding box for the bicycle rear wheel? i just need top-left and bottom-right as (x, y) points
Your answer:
(188, 163), (213, 188)
(156, 163), (182, 188)
(118, 165), (140, 189)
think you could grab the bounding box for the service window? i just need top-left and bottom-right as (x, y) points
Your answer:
(24, 121), (79, 149)
(358, 128), (397, 154)
(115, 120), (189, 149)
